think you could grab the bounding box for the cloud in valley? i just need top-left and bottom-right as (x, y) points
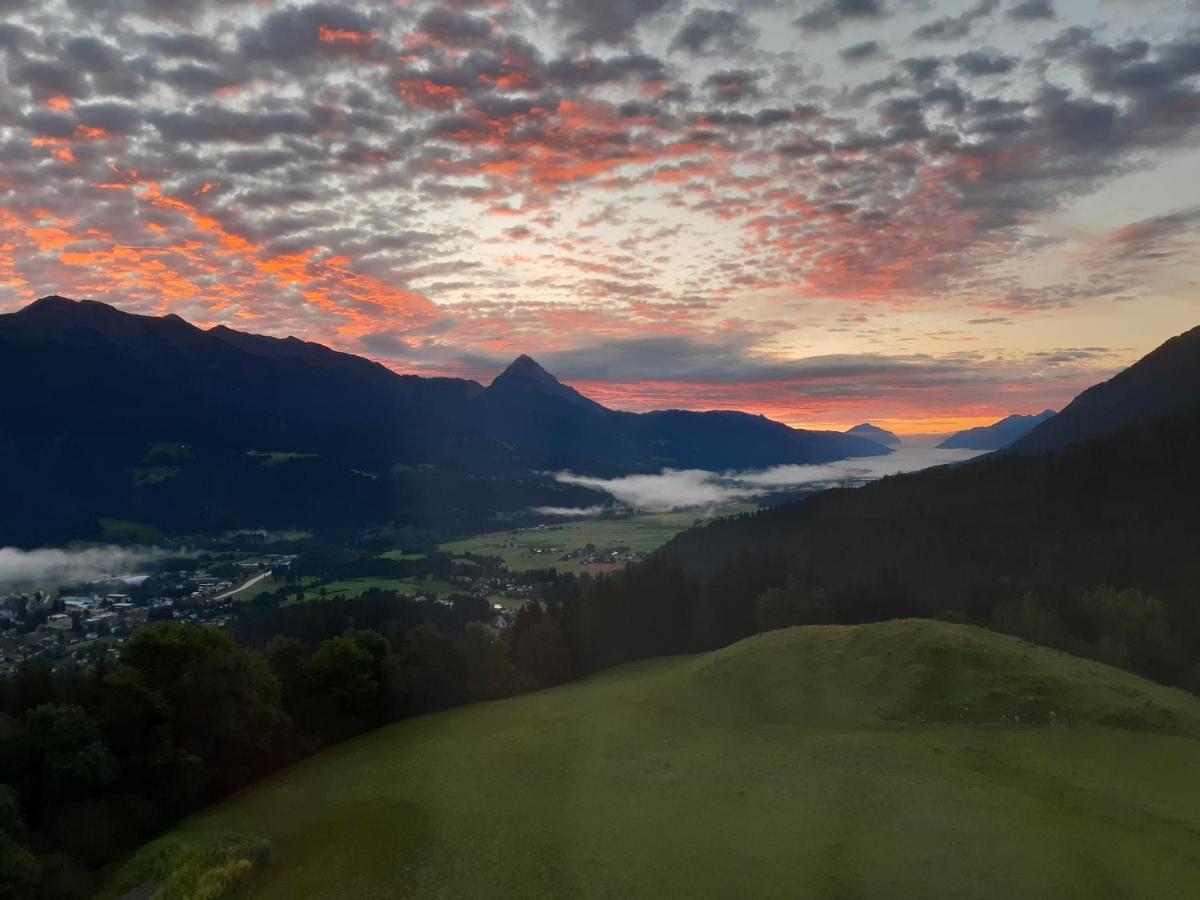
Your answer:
(0, 544), (169, 591)
(552, 447), (985, 511)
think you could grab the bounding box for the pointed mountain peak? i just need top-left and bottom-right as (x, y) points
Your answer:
(487, 354), (606, 412)
(491, 354), (560, 389)
(502, 354), (552, 376)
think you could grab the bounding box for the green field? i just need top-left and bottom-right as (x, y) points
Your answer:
(439, 507), (753, 573)
(105, 620), (1200, 899)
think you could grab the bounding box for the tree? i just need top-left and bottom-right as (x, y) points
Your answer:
(122, 624), (291, 798)
(1078, 585), (1179, 678)
(387, 625), (465, 716)
(460, 623), (514, 701)
(307, 636), (380, 737)
(0, 785), (39, 900)
(513, 620), (573, 690)
(12, 705), (116, 826)
(753, 577), (832, 632)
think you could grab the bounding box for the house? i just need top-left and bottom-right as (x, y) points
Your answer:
(45, 613), (73, 631)
(62, 596), (98, 610)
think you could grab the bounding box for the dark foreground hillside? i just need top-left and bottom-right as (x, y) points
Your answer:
(102, 621), (1200, 899)
(659, 405), (1200, 687)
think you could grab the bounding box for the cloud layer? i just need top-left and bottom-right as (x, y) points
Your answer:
(0, 544), (168, 591)
(552, 446), (985, 510)
(1, 0), (1197, 430)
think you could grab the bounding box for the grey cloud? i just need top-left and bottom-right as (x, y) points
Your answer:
(416, 7), (494, 44)
(900, 56), (942, 82)
(912, 0), (998, 41)
(545, 53), (666, 87)
(670, 8), (758, 56)
(75, 101), (143, 134)
(146, 31), (223, 60)
(1108, 207), (1200, 259)
(550, 0), (679, 45)
(1008, 0), (1054, 21)
(238, 3), (375, 63)
(840, 40), (885, 63)
(162, 62), (246, 94)
(796, 0), (887, 34)
(9, 59), (86, 97)
(64, 35), (120, 71)
(955, 50), (1017, 76)
(149, 106), (318, 142)
(705, 69), (763, 104)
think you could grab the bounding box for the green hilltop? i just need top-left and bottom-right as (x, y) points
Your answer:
(104, 620), (1200, 899)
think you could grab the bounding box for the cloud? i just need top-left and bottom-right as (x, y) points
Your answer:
(955, 50), (1018, 76)
(704, 69), (763, 104)
(796, 0), (888, 34)
(1106, 207), (1200, 260)
(0, 0), (1196, 432)
(840, 40), (885, 64)
(671, 8), (758, 56)
(1008, 0), (1054, 21)
(532, 505), (612, 517)
(0, 545), (170, 591)
(552, 447), (985, 511)
(912, 0), (998, 41)
(548, 0), (679, 45)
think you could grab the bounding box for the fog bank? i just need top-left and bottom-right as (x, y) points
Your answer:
(553, 447), (984, 512)
(0, 545), (170, 592)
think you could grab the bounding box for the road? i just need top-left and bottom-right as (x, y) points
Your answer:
(212, 569), (272, 601)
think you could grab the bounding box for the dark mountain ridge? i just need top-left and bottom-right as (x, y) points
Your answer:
(936, 409), (1056, 450)
(846, 423), (901, 446)
(0, 296), (886, 544)
(1006, 324), (1200, 455)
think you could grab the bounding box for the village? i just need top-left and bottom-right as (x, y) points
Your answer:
(0, 555), (295, 677)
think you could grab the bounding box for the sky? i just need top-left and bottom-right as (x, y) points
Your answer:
(1, 0), (1198, 433)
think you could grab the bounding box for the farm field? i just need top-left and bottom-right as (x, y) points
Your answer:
(438, 506), (755, 573)
(286, 576), (458, 604)
(105, 620), (1200, 900)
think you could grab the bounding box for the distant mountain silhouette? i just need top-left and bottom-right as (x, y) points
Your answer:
(936, 410), (1056, 450)
(0, 296), (888, 544)
(846, 423), (901, 447)
(1006, 324), (1200, 455)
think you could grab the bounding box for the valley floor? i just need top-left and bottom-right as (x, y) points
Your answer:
(103, 621), (1200, 899)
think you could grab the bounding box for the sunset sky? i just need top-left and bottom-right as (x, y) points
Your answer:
(2, 0), (1198, 432)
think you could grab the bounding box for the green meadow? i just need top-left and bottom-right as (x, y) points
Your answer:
(439, 507), (753, 573)
(104, 620), (1200, 899)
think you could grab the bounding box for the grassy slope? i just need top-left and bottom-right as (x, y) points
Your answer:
(105, 621), (1200, 899)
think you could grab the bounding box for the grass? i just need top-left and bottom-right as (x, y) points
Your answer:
(98, 517), (162, 542)
(438, 507), (753, 574)
(288, 576), (461, 605)
(98, 830), (271, 900)
(247, 451), (320, 467)
(109, 620), (1200, 899)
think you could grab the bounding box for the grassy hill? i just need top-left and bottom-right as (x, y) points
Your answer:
(103, 620), (1200, 899)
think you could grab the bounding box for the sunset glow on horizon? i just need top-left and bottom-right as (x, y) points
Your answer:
(2, 0), (1198, 431)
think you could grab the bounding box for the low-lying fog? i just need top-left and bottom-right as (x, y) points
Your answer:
(0, 545), (168, 593)
(544, 446), (985, 514)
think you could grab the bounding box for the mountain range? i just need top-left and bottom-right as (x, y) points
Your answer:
(0, 296), (886, 545)
(936, 410), (1056, 450)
